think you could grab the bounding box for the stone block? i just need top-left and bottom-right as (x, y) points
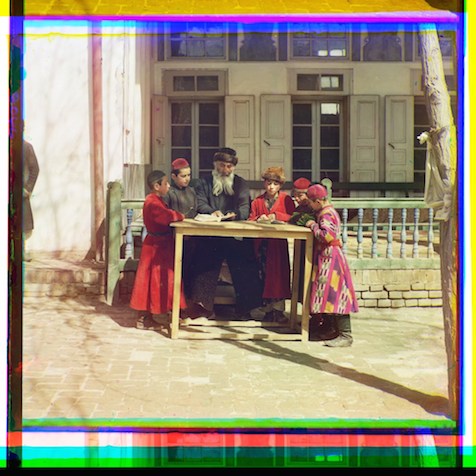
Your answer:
(411, 282), (426, 290)
(362, 291), (388, 299)
(402, 290), (428, 299)
(389, 291), (403, 299)
(384, 283), (411, 292)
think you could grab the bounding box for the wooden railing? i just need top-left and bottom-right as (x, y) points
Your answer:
(331, 198), (440, 270)
(105, 180), (439, 304)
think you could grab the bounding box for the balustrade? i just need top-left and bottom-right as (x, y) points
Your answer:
(106, 181), (441, 304)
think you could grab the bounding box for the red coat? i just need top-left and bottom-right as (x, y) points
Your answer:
(130, 193), (186, 314)
(249, 192), (296, 300)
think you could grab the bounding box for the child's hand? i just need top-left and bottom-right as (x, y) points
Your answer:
(257, 214), (270, 223)
(305, 220), (316, 228)
(295, 213), (315, 227)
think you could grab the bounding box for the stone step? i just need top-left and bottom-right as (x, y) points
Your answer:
(23, 258), (105, 297)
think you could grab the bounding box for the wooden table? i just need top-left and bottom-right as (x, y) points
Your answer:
(170, 219), (313, 341)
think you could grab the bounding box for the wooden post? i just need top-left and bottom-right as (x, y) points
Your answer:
(106, 181), (122, 305)
(418, 25), (459, 421)
(92, 22), (105, 262)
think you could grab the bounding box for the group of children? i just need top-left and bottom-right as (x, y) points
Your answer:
(129, 158), (358, 347)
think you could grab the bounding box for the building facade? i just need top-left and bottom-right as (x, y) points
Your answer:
(22, 17), (460, 258)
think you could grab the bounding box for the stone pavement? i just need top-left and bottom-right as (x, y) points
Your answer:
(22, 294), (452, 426)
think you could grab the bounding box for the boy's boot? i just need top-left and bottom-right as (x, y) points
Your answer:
(309, 314), (339, 341)
(323, 314), (353, 347)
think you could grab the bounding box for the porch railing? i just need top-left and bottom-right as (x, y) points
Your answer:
(105, 181), (440, 304)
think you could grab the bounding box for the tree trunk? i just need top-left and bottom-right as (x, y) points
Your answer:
(418, 25), (459, 421)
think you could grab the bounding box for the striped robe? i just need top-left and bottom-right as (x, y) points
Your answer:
(309, 205), (359, 315)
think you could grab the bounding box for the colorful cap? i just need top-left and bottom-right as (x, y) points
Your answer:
(171, 158), (190, 171)
(307, 184), (328, 200)
(293, 178), (311, 192)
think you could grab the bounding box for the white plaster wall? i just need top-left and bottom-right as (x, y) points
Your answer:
(24, 22), (93, 256)
(102, 23), (128, 183)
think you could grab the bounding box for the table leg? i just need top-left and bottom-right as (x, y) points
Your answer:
(290, 239), (301, 330)
(171, 231), (184, 339)
(301, 235), (313, 342)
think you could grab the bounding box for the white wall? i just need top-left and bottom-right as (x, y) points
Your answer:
(24, 21), (92, 257)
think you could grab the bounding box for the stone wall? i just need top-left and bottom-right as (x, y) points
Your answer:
(351, 269), (442, 308)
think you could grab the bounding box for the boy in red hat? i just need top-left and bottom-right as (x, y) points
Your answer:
(248, 167), (296, 323)
(289, 177), (314, 225)
(305, 184), (359, 347)
(163, 158), (198, 303)
(164, 158), (197, 218)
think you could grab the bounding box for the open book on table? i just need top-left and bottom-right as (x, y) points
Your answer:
(194, 213), (235, 222)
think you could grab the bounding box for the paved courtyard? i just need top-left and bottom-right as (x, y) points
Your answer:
(22, 294), (452, 426)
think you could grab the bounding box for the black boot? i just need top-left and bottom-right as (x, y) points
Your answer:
(323, 314), (353, 347)
(309, 314), (339, 341)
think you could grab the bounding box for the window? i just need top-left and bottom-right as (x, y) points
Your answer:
(238, 22), (278, 61)
(296, 73), (344, 92)
(163, 70), (226, 97)
(416, 24), (455, 59)
(292, 101), (343, 183)
(170, 101), (223, 178)
(413, 100), (457, 186)
(290, 23), (348, 59)
(360, 24), (404, 61)
(289, 69), (351, 96)
(167, 22), (226, 59)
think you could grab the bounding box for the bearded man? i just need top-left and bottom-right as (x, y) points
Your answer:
(187, 147), (264, 320)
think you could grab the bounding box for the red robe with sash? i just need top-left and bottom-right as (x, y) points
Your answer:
(130, 193), (186, 314)
(248, 191), (296, 300)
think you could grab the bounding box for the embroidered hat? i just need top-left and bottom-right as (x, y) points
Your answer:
(171, 158), (190, 171)
(293, 177), (311, 192)
(262, 166), (285, 184)
(307, 184), (328, 200)
(213, 147), (238, 166)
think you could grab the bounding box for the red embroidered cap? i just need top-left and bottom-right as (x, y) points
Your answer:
(293, 177), (311, 192)
(307, 184), (328, 200)
(171, 158), (190, 171)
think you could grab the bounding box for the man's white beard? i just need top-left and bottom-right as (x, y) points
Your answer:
(212, 169), (235, 196)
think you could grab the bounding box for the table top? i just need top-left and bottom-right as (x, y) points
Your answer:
(171, 218), (312, 239)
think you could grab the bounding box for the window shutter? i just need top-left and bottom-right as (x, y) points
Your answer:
(349, 95), (380, 197)
(151, 95), (169, 172)
(385, 95), (414, 196)
(225, 95), (255, 180)
(260, 94), (291, 179)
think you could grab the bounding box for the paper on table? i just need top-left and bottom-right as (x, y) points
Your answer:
(194, 213), (235, 222)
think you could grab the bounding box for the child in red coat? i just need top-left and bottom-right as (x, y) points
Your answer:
(249, 167), (296, 323)
(130, 170), (186, 330)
